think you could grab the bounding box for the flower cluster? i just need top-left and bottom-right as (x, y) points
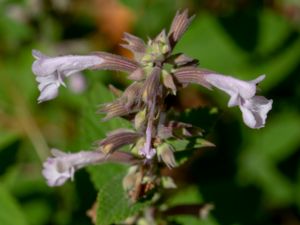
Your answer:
(32, 9), (272, 211)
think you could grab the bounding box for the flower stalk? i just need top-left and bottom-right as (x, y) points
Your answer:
(32, 9), (272, 223)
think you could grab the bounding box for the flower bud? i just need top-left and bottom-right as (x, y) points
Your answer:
(157, 143), (177, 168)
(98, 129), (141, 154)
(162, 70), (176, 94)
(131, 137), (146, 155)
(168, 9), (195, 45)
(122, 165), (140, 192)
(134, 108), (146, 130)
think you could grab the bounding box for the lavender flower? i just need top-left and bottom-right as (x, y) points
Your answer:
(42, 148), (136, 186)
(32, 50), (138, 103)
(42, 149), (105, 187)
(32, 50), (104, 103)
(203, 74), (273, 128)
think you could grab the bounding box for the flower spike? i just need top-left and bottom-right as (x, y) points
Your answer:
(34, 11), (273, 219)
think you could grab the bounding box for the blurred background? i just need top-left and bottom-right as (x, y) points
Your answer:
(0, 0), (300, 224)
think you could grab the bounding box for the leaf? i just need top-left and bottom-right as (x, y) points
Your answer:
(169, 138), (214, 152)
(95, 163), (148, 225)
(75, 82), (148, 224)
(0, 185), (28, 225)
(176, 108), (219, 133)
(166, 187), (219, 225)
(168, 137), (214, 165)
(88, 163), (128, 190)
(238, 111), (300, 205)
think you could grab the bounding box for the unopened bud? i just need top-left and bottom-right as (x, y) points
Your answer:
(157, 143), (177, 168)
(162, 70), (177, 94)
(134, 108), (147, 130)
(122, 165), (139, 191)
(131, 137), (146, 155)
(141, 54), (153, 64)
(161, 44), (170, 54)
(98, 129), (141, 154)
(101, 143), (113, 154)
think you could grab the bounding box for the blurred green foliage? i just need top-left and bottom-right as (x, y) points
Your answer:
(0, 0), (300, 224)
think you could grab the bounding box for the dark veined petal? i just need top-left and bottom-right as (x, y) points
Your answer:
(122, 81), (144, 108)
(142, 66), (162, 103)
(168, 9), (195, 47)
(93, 51), (139, 73)
(157, 143), (177, 168)
(98, 101), (131, 121)
(157, 121), (203, 139)
(173, 67), (212, 89)
(128, 68), (146, 81)
(97, 129), (142, 154)
(173, 54), (199, 67)
(120, 32), (147, 60)
(162, 70), (177, 94)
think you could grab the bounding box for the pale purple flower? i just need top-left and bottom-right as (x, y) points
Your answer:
(42, 149), (105, 187)
(32, 50), (104, 103)
(140, 121), (156, 159)
(139, 99), (156, 159)
(204, 74), (272, 129)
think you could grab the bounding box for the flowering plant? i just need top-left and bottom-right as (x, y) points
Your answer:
(32, 10), (272, 225)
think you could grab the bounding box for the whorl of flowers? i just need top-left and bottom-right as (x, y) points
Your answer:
(32, 10), (272, 211)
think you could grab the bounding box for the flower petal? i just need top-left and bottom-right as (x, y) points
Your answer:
(239, 96), (273, 129)
(32, 50), (106, 102)
(32, 51), (104, 77)
(204, 73), (261, 100)
(42, 149), (106, 187)
(38, 83), (59, 103)
(168, 9), (195, 46)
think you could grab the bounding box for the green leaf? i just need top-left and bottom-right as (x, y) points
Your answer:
(95, 164), (148, 225)
(0, 185), (28, 225)
(75, 82), (148, 224)
(88, 163), (128, 190)
(238, 111), (300, 205)
(166, 187), (219, 225)
(168, 137), (214, 165)
(169, 138), (214, 152)
(176, 108), (219, 133)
